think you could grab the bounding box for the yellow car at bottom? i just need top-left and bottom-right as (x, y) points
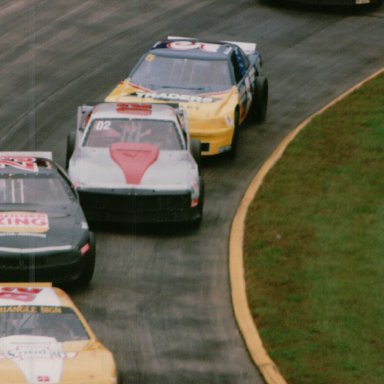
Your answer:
(0, 283), (117, 384)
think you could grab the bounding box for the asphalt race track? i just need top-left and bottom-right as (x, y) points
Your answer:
(1, 1), (384, 383)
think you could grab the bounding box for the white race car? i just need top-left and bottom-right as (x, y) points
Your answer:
(67, 102), (204, 226)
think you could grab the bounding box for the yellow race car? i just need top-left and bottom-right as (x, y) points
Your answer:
(0, 283), (117, 383)
(106, 36), (268, 157)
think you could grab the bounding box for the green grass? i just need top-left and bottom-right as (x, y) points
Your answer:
(244, 72), (384, 384)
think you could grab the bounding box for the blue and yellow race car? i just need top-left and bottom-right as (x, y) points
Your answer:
(106, 36), (268, 157)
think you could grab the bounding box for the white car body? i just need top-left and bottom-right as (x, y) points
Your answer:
(67, 102), (204, 225)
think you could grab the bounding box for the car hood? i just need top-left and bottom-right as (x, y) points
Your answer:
(0, 206), (88, 251)
(0, 336), (116, 383)
(105, 79), (238, 118)
(69, 146), (197, 190)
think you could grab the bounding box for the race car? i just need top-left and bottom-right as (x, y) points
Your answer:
(67, 102), (204, 226)
(105, 36), (268, 157)
(0, 283), (117, 383)
(278, 0), (382, 6)
(0, 152), (95, 285)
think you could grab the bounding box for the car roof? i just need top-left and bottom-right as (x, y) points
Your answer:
(0, 284), (74, 308)
(0, 153), (56, 177)
(149, 38), (234, 60)
(91, 102), (180, 123)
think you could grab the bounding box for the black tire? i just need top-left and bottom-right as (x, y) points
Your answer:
(190, 139), (202, 171)
(251, 76), (268, 123)
(66, 132), (76, 170)
(78, 232), (96, 285)
(190, 177), (204, 229)
(228, 109), (240, 158)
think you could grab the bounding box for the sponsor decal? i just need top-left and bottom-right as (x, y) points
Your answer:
(145, 53), (156, 62)
(0, 336), (76, 383)
(0, 287), (60, 306)
(167, 41), (220, 53)
(0, 212), (49, 233)
(0, 288), (42, 303)
(0, 305), (62, 313)
(116, 103), (152, 116)
(0, 157), (38, 173)
(110, 142), (159, 185)
(132, 91), (215, 104)
(0, 232), (47, 238)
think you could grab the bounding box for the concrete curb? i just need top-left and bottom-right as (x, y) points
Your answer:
(229, 67), (384, 384)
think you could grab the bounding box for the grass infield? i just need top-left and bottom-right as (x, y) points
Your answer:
(244, 72), (384, 384)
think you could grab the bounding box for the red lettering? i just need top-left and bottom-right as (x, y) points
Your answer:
(30, 219), (48, 226)
(0, 157), (38, 173)
(14, 218), (29, 226)
(0, 287), (42, 302)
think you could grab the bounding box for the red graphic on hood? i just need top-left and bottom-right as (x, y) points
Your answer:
(116, 103), (152, 116)
(109, 143), (159, 184)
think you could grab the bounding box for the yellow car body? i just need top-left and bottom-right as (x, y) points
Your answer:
(105, 37), (268, 156)
(0, 283), (117, 384)
(106, 81), (242, 156)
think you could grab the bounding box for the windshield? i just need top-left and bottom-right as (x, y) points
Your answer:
(130, 54), (232, 93)
(83, 118), (184, 150)
(0, 306), (89, 342)
(0, 177), (73, 205)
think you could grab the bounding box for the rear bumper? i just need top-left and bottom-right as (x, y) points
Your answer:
(0, 251), (88, 284)
(77, 188), (200, 224)
(189, 121), (234, 156)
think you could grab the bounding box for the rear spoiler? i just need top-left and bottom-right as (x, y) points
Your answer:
(0, 151), (52, 160)
(224, 40), (257, 55)
(167, 36), (257, 56)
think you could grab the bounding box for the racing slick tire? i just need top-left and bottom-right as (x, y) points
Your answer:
(190, 177), (204, 229)
(228, 108), (240, 158)
(250, 76), (268, 124)
(78, 232), (96, 285)
(191, 139), (202, 171)
(66, 131), (76, 170)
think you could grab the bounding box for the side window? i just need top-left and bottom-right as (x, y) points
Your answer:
(231, 53), (243, 84)
(56, 168), (78, 201)
(231, 49), (249, 83)
(237, 48), (250, 71)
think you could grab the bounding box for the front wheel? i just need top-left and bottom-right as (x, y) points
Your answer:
(250, 76), (268, 123)
(66, 132), (76, 170)
(189, 178), (204, 229)
(228, 109), (240, 158)
(190, 139), (202, 171)
(78, 233), (96, 286)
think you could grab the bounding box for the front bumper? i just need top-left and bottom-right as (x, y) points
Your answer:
(78, 188), (200, 224)
(0, 249), (88, 284)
